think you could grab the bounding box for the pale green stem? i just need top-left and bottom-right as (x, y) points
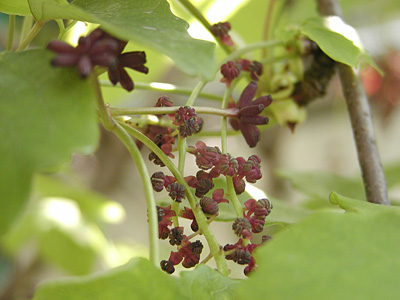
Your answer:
(119, 122), (229, 275)
(6, 15), (15, 51)
(111, 106), (239, 118)
(112, 123), (160, 266)
(220, 85), (243, 217)
(220, 40), (283, 65)
(100, 81), (222, 102)
(19, 16), (33, 45)
(16, 21), (45, 51)
(91, 72), (159, 265)
(55, 19), (66, 39)
(186, 80), (207, 106)
(175, 0), (232, 54)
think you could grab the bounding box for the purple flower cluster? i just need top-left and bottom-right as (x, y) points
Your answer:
(47, 28), (148, 91)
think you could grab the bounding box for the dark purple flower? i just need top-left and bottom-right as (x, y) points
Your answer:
(107, 51), (149, 91)
(220, 61), (241, 86)
(229, 81), (272, 147)
(209, 22), (234, 47)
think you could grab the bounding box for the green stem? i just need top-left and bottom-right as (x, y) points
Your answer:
(19, 16), (33, 45)
(91, 72), (159, 265)
(220, 85), (243, 217)
(55, 19), (66, 39)
(16, 21), (45, 51)
(112, 123), (160, 266)
(6, 15), (15, 51)
(220, 40), (283, 65)
(111, 106), (239, 118)
(100, 81), (222, 101)
(261, 0), (276, 59)
(119, 122), (229, 275)
(176, 0), (232, 54)
(186, 81), (207, 106)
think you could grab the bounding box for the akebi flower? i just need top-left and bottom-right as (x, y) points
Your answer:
(229, 81), (272, 148)
(47, 28), (148, 91)
(107, 51), (148, 91)
(220, 61), (241, 86)
(209, 22), (234, 47)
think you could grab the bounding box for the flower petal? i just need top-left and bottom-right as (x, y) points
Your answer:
(240, 122), (260, 148)
(238, 81), (257, 107)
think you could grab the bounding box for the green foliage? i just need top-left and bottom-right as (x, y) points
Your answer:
(0, 49), (98, 236)
(236, 209), (400, 300)
(25, 0), (216, 80)
(32, 258), (238, 300)
(0, 0), (31, 15)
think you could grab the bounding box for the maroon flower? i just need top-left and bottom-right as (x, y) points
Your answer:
(188, 141), (221, 170)
(107, 51), (148, 91)
(180, 207), (199, 232)
(48, 28), (148, 91)
(157, 205), (176, 239)
(173, 106), (203, 138)
(238, 59), (263, 81)
(224, 238), (260, 276)
(210, 22), (234, 47)
(229, 81), (272, 147)
(220, 61), (241, 86)
(48, 28), (122, 78)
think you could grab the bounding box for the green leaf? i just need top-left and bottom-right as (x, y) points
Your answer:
(27, 0), (216, 80)
(180, 264), (239, 300)
(0, 0), (31, 15)
(0, 49), (98, 236)
(329, 192), (400, 214)
(276, 169), (365, 202)
(32, 258), (183, 300)
(236, 210), (400, 300)
(266, 197), (310, 224)
(300, 17), (362, 68)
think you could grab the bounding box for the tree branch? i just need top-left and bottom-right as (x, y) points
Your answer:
(316, 0), (390, 205)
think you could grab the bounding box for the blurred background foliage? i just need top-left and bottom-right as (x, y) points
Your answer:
(0, 0), (400, 299)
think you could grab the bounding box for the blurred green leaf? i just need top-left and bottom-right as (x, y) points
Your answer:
(236, 210), (400, 300)
(26, 0), (216, 80)
(34, 175), (125, 224)
(39, 228), (96, 275)
(180, 264), (239, 300)
(329, 192), (400, 214)
(0, 0), (31, 15)
(266, 197), (310, 224)
(300, 18), (362, 67)
(0, 49), (98, 236)
(32, 258), (183, 300)
(384, 161), (400, 189)
(276, 169), (365, 202)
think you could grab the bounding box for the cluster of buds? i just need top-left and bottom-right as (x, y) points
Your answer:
(188, 141), (263, 194)
(225, 198), (272, 275)
(47, 28), (148, 91)
(172, 106), (203, 138)
(210, 22), (234, 47)
(161, 236), (204, 274)
(220, 59), (263, 86)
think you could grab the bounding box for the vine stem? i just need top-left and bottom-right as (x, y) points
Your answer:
(220, 40), (283, 65)
(175, 0), (232, 54)
(119, 122), (229, 275)
(220, 85), (243, 217)
(16, 21), (46, 51)
(100, 81), (223, 101)
(6, 15), (15, 51)
(90, 73), (160, 266)
(316, 0), (390, 205)
(111, 106), (239, 118)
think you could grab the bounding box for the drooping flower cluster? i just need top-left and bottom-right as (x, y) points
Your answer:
(220, 59), (263, 86)
(229, 81), (272, 148)
(47, 28), (148, 91)
(223, 198), (272, 275)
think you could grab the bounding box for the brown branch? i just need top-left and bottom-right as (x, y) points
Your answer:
(316, 0), (390, 205)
